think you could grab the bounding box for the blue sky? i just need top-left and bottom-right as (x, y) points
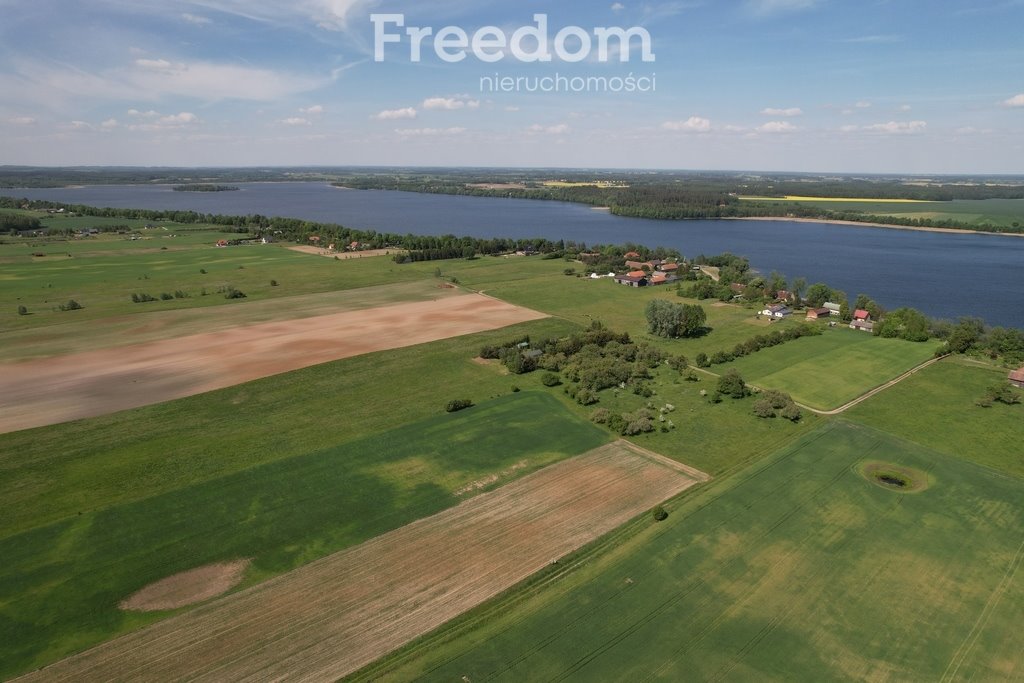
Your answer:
(1, 0), (1022, 172)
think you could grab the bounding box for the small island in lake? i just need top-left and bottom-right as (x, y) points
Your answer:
(172, 184), (240, 193)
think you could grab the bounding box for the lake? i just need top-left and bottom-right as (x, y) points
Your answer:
(6, 182), (1023, 328)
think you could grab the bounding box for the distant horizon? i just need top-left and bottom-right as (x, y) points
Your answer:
(2, 164), (1024, 180)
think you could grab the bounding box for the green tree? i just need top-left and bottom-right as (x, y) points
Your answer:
(716, 369), (749, 399)
(645, 300), (707, 339)
(947, 317), (985, 354)
(805, 283), (833, 308)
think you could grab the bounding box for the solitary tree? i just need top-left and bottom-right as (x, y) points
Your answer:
(716, 369), (750, 399)
(645, 300), (707, 338)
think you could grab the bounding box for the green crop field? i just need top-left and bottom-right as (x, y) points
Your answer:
(363, 421), (1024, 682)
(738, 197), (1024, 229)
(846, 356), (1024, 478)
(719, 327), (939, 410)
(0, 391), (609, 679)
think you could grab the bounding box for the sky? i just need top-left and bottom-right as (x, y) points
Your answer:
(1, 0), (1023, 173)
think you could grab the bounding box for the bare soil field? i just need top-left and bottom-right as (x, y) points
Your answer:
(288, 246), (403, 259)
(15, 442), (708, 683)
(120, 560), (252, 612)
(0, 293), (546, 433)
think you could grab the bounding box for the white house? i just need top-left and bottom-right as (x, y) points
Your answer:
(761, 304), (792, 318)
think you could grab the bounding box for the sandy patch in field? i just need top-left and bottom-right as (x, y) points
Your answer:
(15, 442), (708, 683)
(288, 246), (402, 259)
(120, 560), (251, 612)
(0, 293), (547, 434)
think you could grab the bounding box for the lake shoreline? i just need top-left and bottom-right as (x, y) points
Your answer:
(725, 216), (1024, 238)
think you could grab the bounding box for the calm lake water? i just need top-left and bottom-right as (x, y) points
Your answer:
(7, 182), (1023, 328)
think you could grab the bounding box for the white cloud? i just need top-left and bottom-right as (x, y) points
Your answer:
(7, 116), (36, 125)
(898, 104), (912, 112)
(745, 0), (819, 15)
(760, 107), (802, 117)
(661, 116), (712, 133)
(300, 104), (324, 114)
(504, 106), (521, 112)
(127, 109), (160, 118)
(159, 112), (198, 125)
(182, 13), (211, 26)
(841, 34), (902, 44)
(757, 120), (798, 133)
(281, 117), (311, 126)
(528, 123), (570, 135)
(863, 120), (927, 134)
(611, 2), (626, 10)
(100, 118), (119, 129)
(1002, 93), (1024, 108)
(68, 121), (92, 130)
(855, 101), (872, 109)
(423, 96), (481, 111)
(135, 58), (177, 70)
(374, 107), (417, 120)
(839, 124), (859, 133)
(394, 127), (467, 136)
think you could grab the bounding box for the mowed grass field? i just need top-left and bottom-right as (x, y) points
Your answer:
(0, 392), (610, 679)
(846, 356), (1024, 479)
(720, 327), (939, 410)
(365, 421), (1024, 682)
(738, 197), (1024, 229)
(0, 229), (420, 329)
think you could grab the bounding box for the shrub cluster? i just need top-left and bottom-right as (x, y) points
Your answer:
(445, 399), (474, 413)
(976, 383), (1021, 408)
(752, 390), (803, 422)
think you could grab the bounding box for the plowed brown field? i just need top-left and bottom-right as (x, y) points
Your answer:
(15, 442), (708, 682)
(0, 293), (545, 434)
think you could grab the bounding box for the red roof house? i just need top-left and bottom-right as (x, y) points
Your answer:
(853, 309), (871, 321)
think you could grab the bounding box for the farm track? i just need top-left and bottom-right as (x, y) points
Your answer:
(14, 441), (707, 682)
(0, 293), (546, 434)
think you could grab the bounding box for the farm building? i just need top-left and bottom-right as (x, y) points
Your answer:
(1009, 367), (1024, 389)
(824, 302), (842, 316)
(761, 304), (792, 318)
(614, 273), (647, 287)
(659, 262), (679, 272)
(806, 307), (831, 321)
(649, 273), (676, 286)
(850, 319), (875, 332)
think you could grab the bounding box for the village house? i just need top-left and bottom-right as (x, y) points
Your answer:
(658, 262), (679, 273)
(850, 309), (874, 332)
(761, 304), (792, 319)
(824, 302), (842, 317)
(1009, 367), (1024, 389)
(806, 307), (831, 321)
(614, 272), (648, 287)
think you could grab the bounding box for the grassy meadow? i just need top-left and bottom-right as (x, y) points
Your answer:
(0, 392), (610, 679)
(846, 356), (1024, 478)
(719, 327), (940, 410)
(363, 421), (1024, 682)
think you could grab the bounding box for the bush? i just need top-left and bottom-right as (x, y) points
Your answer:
(576, 387), (600, 406)
(652, 505), (668, 521)
(695, 352), (710, 368)
(173, 290), (189, 299)
(541, 372), (562, 387)
(59, 299), (82, 311)
(131, 293), (158, 303)
(17, 305), (28, 315)
(199, 268), (207, 274)
(590, 408), (611, 424)
(160, 292), (174, 300)
(753, 398), (776, 418)
(683, 369), (700, 382)
(224, 287), (247, 300)
(445, 399), (474, 413)
(511, 385), (520, 393)
(270, 279), (279, 287)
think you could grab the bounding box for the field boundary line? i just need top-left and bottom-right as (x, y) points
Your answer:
(614, 440), (712, 482)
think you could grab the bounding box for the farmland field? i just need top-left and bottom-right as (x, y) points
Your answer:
(719, 327), (939, 410)
(0, 392), (610, 680)
(846, 356), (1024, 478)
(363, 421), (1024, 682)
(0, 292), (546, 432)
(14, 440), (704, 682)
(738, 197), (1024, 229)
